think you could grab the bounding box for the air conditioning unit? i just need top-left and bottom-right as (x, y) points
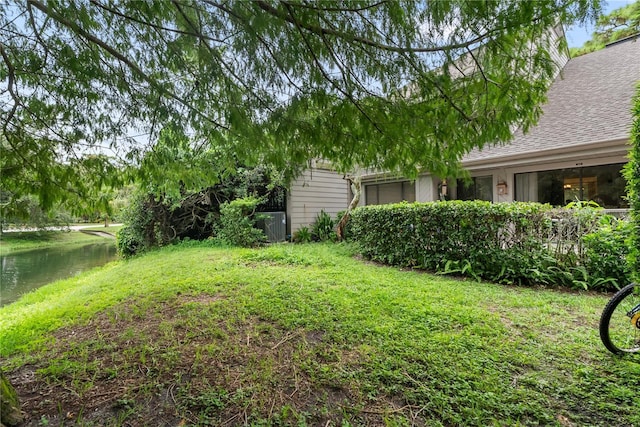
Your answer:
(256, 211), (286, 242)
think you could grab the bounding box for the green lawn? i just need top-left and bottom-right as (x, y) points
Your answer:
(0, 227), (119, 255)
(1, 242), (637, 426)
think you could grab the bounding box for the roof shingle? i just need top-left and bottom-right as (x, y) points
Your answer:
(464, 37), (640, 163)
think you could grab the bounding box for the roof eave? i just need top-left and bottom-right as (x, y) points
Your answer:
(461, 136), (630, 171)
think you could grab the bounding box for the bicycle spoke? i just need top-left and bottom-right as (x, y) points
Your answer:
(600, 283), (640, 354)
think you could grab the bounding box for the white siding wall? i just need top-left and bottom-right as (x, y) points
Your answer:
(416, 175), (435, 202)
(287, 168), (350, 235)
(549, 25), (570, 73)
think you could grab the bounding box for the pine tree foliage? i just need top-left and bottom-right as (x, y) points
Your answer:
(570, 0), (639, 57)
(1, 1), (601, 210)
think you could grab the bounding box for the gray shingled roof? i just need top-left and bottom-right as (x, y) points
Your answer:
(463, 37), (640, 164)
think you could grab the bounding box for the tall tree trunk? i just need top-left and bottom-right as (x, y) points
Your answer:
(336, 175), (361, 241)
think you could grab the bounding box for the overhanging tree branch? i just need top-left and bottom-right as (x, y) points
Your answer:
(27, 0), (230, 132)
(0, 0), (602, 214)
(0, 44), (19, 134)
(90, 0), (232, 44)
(255, 0), (506, 54)
(281, 2), (384, 134)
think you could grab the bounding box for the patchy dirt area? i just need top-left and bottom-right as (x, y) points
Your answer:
(5, 294), (404, 426)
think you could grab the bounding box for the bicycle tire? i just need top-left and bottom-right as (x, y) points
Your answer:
(599, 283), (640, 355)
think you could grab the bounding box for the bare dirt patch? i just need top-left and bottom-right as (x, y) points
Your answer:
(6, 294), (398, 426)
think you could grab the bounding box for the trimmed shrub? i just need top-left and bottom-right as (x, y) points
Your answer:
(350, 200), (629, 290)
(351, 201), (550, 285)
(582, 216), (633, 290)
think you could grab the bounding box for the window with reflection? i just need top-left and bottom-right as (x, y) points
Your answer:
(514, 163), (627, 208)
(365, 181), (415, 205)
(456, 176), (493, 202)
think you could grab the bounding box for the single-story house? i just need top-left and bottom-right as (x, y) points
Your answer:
(283, 34), (639, 236)
(361, 35), (640, 209)
(285, 159), (351, 236)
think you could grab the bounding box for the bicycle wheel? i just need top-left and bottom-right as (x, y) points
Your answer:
(599, 283), (640, 355)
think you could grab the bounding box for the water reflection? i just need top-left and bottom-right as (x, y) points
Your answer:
(1, 242), (118, 306)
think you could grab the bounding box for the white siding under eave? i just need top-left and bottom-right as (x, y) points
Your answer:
(287, 168), (350, 236)
(416, 175), (436, 202)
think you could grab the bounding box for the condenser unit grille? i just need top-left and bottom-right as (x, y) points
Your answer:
(256, 211), (286, 242)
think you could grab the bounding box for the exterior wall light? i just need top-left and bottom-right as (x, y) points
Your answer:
(497, 181), (508, 195)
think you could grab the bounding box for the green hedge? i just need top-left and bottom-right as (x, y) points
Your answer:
(582, 217), (633, 289)
(350, 201), (631, 291)
(624, 82), (640, 281)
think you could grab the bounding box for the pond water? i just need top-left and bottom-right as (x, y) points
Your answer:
(1, 242), (118, 307)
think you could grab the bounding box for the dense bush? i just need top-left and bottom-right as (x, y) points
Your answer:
(116, 193), (157, 257)
(624, 82), (640, 281)
(215, 197), (266, 247)
(116, 190), (221, 257)
(116, 165), (285, 256)
(582, 217), (633, 290)
(350, 201), (630, 291)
